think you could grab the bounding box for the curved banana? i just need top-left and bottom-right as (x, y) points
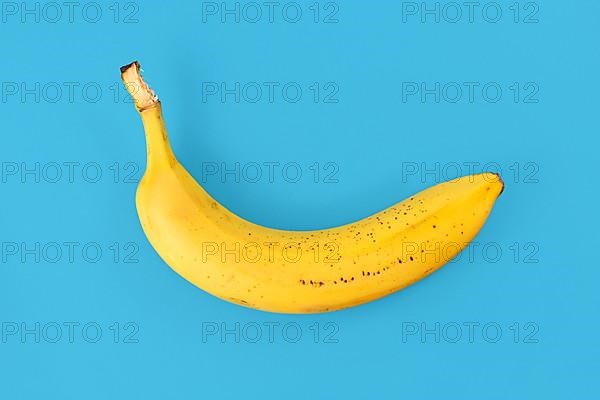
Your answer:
(121, 61), (504, 314)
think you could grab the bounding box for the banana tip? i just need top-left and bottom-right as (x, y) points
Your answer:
(493, 172), (505, 197)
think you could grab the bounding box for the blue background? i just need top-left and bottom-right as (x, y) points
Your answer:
(1, 1), (598, 399)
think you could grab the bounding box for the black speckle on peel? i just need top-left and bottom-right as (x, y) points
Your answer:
(301, 279), (325, 287)
(229, 297), (249, 305)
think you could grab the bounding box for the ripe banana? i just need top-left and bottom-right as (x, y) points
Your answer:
(121, 61), (504, 314)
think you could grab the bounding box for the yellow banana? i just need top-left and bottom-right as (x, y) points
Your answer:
(121, 61), (504, 314)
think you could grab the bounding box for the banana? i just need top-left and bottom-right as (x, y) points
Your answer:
(121, 61), (504, 314)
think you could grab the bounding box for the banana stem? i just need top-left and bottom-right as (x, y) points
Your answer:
(121, 61), (175, 169)
(120, 61), (159, 112)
